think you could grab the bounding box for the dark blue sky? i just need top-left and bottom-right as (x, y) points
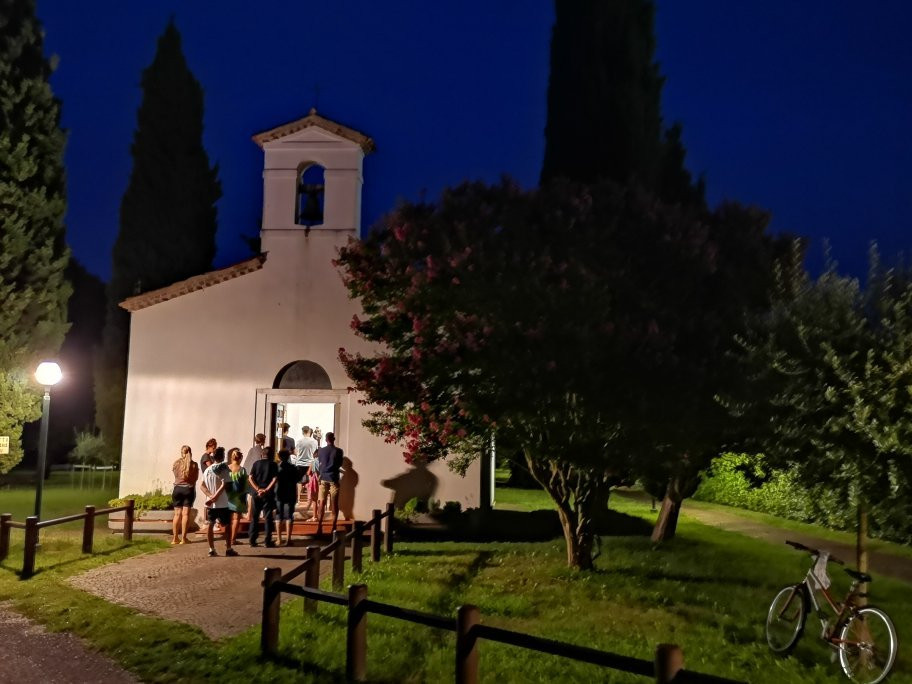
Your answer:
(39, 1), (912, 281)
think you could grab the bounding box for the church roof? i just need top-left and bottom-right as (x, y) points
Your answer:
(119, 254), (267, 312)
(251, 108), (376, 153)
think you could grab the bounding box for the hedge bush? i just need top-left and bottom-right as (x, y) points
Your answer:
(694, 454), (912, 545)
(108, 489), (173, 514)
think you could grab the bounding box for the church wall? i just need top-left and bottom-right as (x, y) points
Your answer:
(120, 232), (479, 519)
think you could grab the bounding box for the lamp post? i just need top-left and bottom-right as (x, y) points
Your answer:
(34, 361), (62, 520)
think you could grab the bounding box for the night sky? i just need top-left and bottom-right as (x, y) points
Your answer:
(38, 1), (912, 282)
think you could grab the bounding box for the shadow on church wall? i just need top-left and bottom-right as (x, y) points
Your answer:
(380, 461), (439, 510)
(339, 457), (359, 520)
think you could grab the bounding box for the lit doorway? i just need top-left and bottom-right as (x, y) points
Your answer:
(273, 401), (336, 448)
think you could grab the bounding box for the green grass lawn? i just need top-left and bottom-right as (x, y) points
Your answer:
(1, 483), (909, 682)
(0, 472), (119, 530)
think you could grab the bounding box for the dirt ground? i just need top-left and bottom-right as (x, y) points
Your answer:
(0, 601), (138, 684)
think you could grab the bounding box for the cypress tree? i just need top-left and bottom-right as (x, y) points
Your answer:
(0, 0), (71, 473)
(540, 0), (703, 206)
(96, 19), (221, 457)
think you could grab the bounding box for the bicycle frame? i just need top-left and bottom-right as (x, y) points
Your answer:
(800, 561), (863, 644)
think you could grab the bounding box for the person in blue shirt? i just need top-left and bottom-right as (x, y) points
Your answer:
(315, 432), (343, 532)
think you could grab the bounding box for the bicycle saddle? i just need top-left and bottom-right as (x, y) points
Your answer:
(843, 568), (873, 583)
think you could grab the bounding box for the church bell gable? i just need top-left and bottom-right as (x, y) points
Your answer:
(253, 109), (374, 251)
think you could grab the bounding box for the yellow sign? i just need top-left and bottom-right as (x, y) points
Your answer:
(0, 436), (8, 455)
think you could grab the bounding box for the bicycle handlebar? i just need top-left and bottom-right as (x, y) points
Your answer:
(785, 539), (844, 565)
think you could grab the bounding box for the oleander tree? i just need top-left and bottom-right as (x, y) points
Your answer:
(0, 0), (71, 473)
(730, 251), (912, 574)
(337, 178), (783, 568)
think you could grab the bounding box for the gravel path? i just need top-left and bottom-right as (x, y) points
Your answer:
(68, 537), (334, 639)
(681, 501), (912, 583)
(616, 490), (912, 584)
(0, 602), (138, 684)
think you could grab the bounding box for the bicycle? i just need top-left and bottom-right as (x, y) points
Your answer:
(765, 540), (898, 683)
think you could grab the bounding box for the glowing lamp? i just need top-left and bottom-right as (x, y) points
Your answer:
(35, 361), (62, 387)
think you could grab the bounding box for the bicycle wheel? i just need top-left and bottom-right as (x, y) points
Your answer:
(766, 584), (808, 655)
(838, 606), (897, 684)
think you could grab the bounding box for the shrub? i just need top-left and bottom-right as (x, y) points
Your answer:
(695, 453), (912, 545)
(108, 489), (173, 514)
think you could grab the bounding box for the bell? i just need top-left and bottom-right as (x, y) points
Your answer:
(298, 183), (324, 226)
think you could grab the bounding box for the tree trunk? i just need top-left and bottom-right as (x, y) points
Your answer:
(524, 452), (600, 570)
(651, 476), (684, 543)
(556, 506), (595, 570)
(856, 500), (868, 606)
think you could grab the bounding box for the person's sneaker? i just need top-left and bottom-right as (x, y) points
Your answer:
(207, 548), (218, 557)
(225, 548), (239, 557)
(249, 540), (259, 547)
(264, 540), (276, 548)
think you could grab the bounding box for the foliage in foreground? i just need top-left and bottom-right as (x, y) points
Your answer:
(1, 492), (910, 683)
(730, 256), (912, 563)
(0, 0), (71, 473)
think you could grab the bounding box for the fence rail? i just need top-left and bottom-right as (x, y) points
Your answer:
(260, 503), (744, 683)
(261, 503), (395, 653)
(263, 577), (744, 684)
(0, 500), (135, 577)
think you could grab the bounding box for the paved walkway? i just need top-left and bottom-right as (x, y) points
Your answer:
(0, 602), (138, 684)
(69, 537), (335, 639)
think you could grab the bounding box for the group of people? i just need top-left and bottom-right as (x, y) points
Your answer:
(169, 424), (344, 557)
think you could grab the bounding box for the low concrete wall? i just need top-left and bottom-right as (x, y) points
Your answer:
(108, 509), (200, 534)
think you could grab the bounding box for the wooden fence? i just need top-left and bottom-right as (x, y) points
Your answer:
(261, 502), (395, 651)
(0, 500), (135, 578)
(261, 502), (744, 684)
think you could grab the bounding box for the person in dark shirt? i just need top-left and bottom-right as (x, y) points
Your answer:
(315, 432), (343, 532)
(247, 445), (278, 547)
(275, 449), (299, 546)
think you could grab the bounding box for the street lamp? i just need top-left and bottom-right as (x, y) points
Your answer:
(34, 361), (62, 520)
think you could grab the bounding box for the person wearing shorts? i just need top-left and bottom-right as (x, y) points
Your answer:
(170, 445), (199, 545)
(275, 449), (299, 546)
(200, 447), (237, 557)
(315, 432), (343, 532)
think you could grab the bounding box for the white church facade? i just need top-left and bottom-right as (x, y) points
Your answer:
(117, 111), (481, 520)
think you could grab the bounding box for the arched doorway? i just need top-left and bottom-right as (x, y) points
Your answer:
(266, 361), (338, 453)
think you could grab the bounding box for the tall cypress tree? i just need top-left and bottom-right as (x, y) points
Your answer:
(540, 0), (703, 206)
(96, 19), (221, 457)
(0, 0), (71, 473)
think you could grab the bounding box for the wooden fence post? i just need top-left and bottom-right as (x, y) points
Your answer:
(123, 499), (135, 542)
(456, 604), (480, 684)
(0, 514), (10, 562)
(351, 522), (363, 573)
(654, 643), (684, 684)
(261, 567), (282, 656)
(304, 545), (321, 613)
(384, 502), (394, 554)
(82, 505), (95, 554)
(22, 516), (39, 578)
(370, 509), (381, 563)
(332, 530), (345, 590)
(346, 584), (368, 682)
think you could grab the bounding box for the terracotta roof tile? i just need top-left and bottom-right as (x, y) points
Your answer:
(119, 254), (267, 312)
